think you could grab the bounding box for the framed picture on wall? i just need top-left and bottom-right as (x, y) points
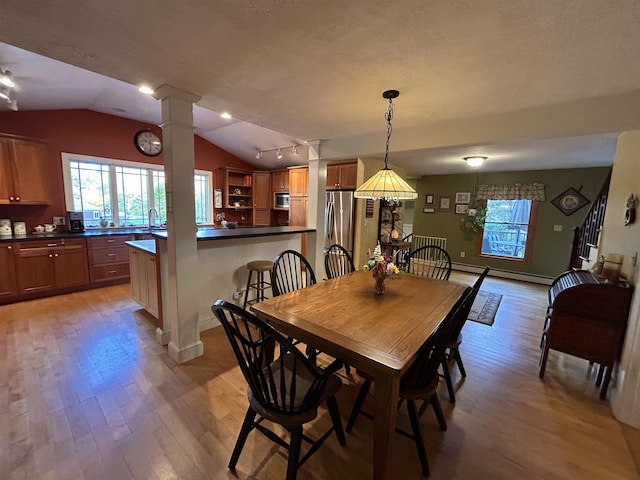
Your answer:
(455, 204), (469, 215)
(423, 207), (436, 213)
(551, 187), (590, 216)
(455, 192), (471, 204)
(439, 196), (451, 210)
(214, 189), (223, 208)
(425, 194), (435, 205)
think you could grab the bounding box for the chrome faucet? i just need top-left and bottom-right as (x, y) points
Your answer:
(148, 208), (159, 229)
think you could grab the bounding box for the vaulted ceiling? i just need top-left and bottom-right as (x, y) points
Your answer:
(1, 1), (639, 175)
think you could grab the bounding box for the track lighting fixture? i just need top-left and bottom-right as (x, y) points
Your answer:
(292, 145), (299, 155)
(0, 69), (14, 87)
(276, 148), (283, 160)
(256, 151), (262, 160)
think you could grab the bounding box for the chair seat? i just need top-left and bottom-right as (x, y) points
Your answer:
(247, 260), (274, 272)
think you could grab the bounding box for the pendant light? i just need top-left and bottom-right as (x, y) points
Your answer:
(354, 90), (417, 201)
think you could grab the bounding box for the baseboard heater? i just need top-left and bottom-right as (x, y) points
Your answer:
(452, 262), (554, 285)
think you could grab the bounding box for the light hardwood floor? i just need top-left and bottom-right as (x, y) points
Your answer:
(1, 272), (638, 479)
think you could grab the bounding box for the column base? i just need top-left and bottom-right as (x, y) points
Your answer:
(168, 340), (204, 364)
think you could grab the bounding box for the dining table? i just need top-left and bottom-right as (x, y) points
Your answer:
(251, 269), (466, 480)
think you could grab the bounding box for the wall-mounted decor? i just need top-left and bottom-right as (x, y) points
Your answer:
(439, 196), (451, 210)
(625, 194), (636, 225)
(551, 187), (589, 216)
(423, 207), (436, 213)
(214, 189), (222, 208)
(455, 192), (471, 204)
(425, 194), (434, 205)
(455, 204), (469, 215)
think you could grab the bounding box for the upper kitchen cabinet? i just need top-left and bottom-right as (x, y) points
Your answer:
(219, 167), (253, 209)
(253, 171), (271, 226)
(326, 162), (357, 190)
(289, 167), (308, 197)
(271, 169), (289, 193)
(0, 134), (51, 205)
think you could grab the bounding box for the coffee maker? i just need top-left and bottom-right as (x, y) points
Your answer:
(67, 211), (85, 233)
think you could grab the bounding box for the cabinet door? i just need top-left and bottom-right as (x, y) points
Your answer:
(253, 208), (271, 226)
(54, 243), (89, 288)
(289, 196), (308, 227)
(0, 243), (17, 298)
(145, 255), (159, 318)
(129, 249), (145, 306)
(338, 163), (358, 189)
(289, 168), (308, 196)
(271, 170), (289, 192)
(326, 165), (341, 190)
(0, 139), (13, 203)
(15, 245), (55, 294)
(253, 171), (271, 208)
(9, 139), (51, 204)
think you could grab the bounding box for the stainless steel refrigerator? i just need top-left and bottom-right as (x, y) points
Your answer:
(324, 191), (356, 256)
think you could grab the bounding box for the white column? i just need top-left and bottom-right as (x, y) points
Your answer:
(306, 141), (327, 278)
(153, 85), (204, 364)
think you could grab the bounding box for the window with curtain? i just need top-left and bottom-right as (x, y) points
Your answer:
(62, 153), (211, 228)
(476, 183), (544, 261)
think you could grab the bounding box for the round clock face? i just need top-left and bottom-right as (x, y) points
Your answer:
(134, 130), (162, 156)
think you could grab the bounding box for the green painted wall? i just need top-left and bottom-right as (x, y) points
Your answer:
(413, 167), (611, 278)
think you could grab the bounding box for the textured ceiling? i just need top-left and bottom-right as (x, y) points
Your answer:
(1, 1), (640, 175)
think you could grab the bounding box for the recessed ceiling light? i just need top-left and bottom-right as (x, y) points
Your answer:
(138, 85), (154, 95)
(220, 112), (232, 120)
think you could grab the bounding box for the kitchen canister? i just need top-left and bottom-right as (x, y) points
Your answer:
(13, 221), (27, 235)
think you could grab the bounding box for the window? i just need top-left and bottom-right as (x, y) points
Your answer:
(480, 199), (536, 260)
(62, 153), (211, 228)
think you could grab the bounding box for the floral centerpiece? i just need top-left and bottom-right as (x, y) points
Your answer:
(363, 244), (400, 294)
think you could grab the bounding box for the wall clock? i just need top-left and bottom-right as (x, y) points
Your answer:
(134, 130), (162, 156)
(551, 187), (590, 216)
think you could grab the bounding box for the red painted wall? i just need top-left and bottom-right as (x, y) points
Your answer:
(0, 109), (255, 230)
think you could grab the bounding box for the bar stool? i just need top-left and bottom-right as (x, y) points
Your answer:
(242, 260), (274, 310)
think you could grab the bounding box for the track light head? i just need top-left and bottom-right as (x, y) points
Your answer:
(292, 145), (299, 155)
(256, 151), (262, 160)
(276, 148), (283, 160)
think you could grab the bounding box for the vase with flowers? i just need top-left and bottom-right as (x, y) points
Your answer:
(363, 243), (400, 294)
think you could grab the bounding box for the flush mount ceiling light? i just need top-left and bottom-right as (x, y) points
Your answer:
(220, 112), (232, 120)
(463, 156), (487, 167)
(354, 90), (417, 201)
(138, 85), (154, 95)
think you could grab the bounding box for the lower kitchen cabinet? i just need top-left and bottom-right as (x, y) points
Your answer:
(87, 235), (132, 283)
(0, 243), (18, 299)
(129, 247), (159, 318)
(14, 239), (89, 294)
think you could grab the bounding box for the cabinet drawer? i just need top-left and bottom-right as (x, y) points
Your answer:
(89, 246), (129, 265)
(90, 262), (130, 283)
(87, 235), (133, 248)
(14, 238), (87, 252)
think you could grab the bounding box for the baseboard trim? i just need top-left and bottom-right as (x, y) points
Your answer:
(168, 339), (204, 364)
(155, 327), (171, 346)
(199, 315), (220, 332)
(452, 262), (554, 285)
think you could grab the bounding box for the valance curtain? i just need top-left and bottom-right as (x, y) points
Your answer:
(476, 183), (546, 201)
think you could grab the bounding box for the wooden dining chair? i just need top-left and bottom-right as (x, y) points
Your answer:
(211, 300), (346, 480)
(324, 243), (355, 279)
(345, 287), (472, 477)
(440, 267), (491, 403)
(407, 245), (452, 280)
(272, 249), (317, 296)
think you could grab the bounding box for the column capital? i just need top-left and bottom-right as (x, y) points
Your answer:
(153, 84), (201, 103)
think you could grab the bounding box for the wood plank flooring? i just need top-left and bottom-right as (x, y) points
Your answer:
(0, 272), (638, 479)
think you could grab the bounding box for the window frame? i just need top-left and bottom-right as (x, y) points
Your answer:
(61, 152), (212, 228)
(476, 200), (539, 262)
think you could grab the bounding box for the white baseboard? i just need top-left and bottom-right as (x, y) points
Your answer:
(155, 327), (171, 345)
(452, 262), (554, 285)
(168, 340), (204, 364)
(199, 315), (220, 332)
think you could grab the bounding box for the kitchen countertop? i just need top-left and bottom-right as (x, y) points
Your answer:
(0, 225), (315, 243)
(125, 239), (156, 255)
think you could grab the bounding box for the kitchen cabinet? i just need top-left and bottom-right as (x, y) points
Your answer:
(289, 196), (308, 227)
(253, 171), (271, 226)
(87, 235), (133, 284)
(271, 169), (289, 193)
(220, 167), (253, 209)
(0, 243), (18, 299)
(289, 167), (308, 197)
(14, 239), (89, 294)
(327, 162), (357, 190)
(129, 247), (159, 318)
(0, 135), (52, 205)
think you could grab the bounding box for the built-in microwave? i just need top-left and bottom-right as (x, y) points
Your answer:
(274, 192), (290, 209)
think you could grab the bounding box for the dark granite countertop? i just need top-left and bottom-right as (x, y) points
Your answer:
(0, 225), (315, 243)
